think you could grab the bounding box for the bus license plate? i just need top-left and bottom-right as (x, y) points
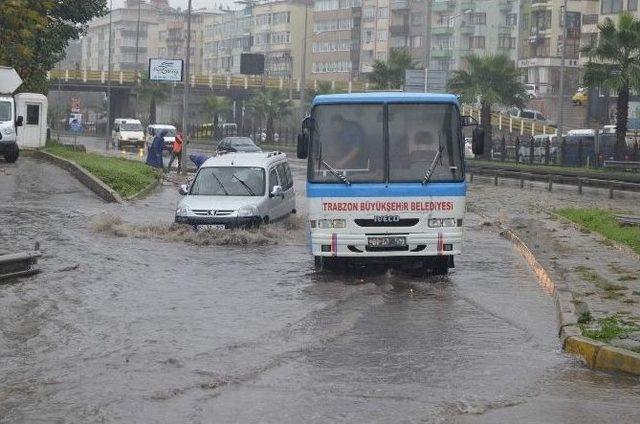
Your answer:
(368, 236), (406, 248)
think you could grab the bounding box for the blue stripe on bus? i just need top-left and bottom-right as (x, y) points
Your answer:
(306, 182), (466, 198)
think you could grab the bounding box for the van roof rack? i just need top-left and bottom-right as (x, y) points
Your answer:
(267, 151), (284, 157)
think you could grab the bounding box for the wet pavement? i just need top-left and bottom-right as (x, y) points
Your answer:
(1, 158), (639, 423)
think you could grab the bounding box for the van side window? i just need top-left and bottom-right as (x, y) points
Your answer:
(269, 168), (279, 193)
(276, 163), (293, 190)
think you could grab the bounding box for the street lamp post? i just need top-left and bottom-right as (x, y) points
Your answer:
(180, 0), (193, 175)
(298, 0), (310, 121)
(450, 9), (472, 71)
(134, 0), (142, 119)
(106, 0), (113, 151)
(557, 0), (568, 141)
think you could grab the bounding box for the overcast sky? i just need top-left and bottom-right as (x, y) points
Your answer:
(111, 0), (237, 10)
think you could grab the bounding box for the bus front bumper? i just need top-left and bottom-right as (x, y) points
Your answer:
(310, 231), (463, 257)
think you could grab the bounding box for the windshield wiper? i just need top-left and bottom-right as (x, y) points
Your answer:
(210, 172), (229, 195)
(321, 160), (351, 185)
(232, 174), (255, 195)
(422, 145), (444, 185)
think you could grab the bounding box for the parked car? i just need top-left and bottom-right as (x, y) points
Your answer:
(175, 151), (296, 229)
(112, 118), (144, 149)
(525, 83), (539, 99)
(217, 136), (262, 154)
(518, 134), (559, 164)
(572, 87), (588, 106)
(147, 124), (177, 151)
(509, 108), (555, 126)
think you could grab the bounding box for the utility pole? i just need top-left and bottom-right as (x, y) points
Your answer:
(180, 0), (193, 174)
(106, 0), (113, 151)
(557, 0), (568, 141)
(134, 0), (142, 119)
(298, 1), (310, 120)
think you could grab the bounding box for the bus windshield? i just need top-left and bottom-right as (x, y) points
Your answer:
(309, 103), (463, 183)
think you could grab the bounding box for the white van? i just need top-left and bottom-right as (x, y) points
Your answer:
(175, 151), (296, 229)
(112, 118), (144, 149)
(147, 124), (177, 151)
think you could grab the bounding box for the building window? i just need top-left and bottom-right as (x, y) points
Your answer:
(377, 30), (388, 41)
(364, 29), (373, 43)
(469, 36), (485, 49)
(312, 60), (353, 73)
(506, 13), (517, 26)
(629, 0), (638, 10)
(26, 105), (39, 125)
(363, 6), (376, 19)
(471, 13), (486, 25)
(410, 36), (422, 48)
(378, 7), (388, 18)
(498, 36), (516, 49)
(376, 51), (387, 61)
(534, 38), (550, 57)
(411, 13), (424, 26)
(601, 0), (623, 13)
(582, 14), (599, 24)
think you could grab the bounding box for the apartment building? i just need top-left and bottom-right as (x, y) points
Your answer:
(428, 0), (519, 73)
(81, 1), (162, 71)
(360, 0), (391, 73)
(201, 0), (312, 80)
(311, 0), (362, 81)
(517, 0), (583, 94)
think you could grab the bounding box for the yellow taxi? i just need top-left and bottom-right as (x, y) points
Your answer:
(572, 87), (588, 105)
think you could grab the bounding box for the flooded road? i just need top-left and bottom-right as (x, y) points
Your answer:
(1, 158), (639, 423)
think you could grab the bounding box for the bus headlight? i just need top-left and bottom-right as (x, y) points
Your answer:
(429, 218), (460, 228)
(318, 219), (346, 229)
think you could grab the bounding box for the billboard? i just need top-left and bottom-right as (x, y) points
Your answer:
(240, 54), (265, 75)
(148, 59), (184, 82)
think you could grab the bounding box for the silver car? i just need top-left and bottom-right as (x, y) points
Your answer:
(175, 152), (296, 229)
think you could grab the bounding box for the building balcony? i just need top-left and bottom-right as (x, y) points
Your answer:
(431, 48), (453, 58)
(432, 0), (456, 12)
(391, 0), (409, 10)
(531, 0), (551, 8)
(499, 0), (515, 10)
(460, 24), (475, 35)
(390, 23), (410, 34)
(432, 26), (454, 35)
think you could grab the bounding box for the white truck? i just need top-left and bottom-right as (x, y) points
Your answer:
(0, 67), (25, 163)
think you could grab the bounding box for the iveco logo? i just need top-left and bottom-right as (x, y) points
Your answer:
(373, 215), (400, 223)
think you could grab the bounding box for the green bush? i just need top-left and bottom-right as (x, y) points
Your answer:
(44, 144), (157, 198)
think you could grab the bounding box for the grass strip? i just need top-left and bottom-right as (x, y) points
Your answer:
(468, 159), (640, 183)
(557, 208), (640, 255)
(581, 314), (640, 342)
(43, 143), (157, 198)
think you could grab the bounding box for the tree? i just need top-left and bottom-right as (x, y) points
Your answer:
(247, 89), (291, 143)
(582, 12), (640, 160)
(201, 96), (232, 138)
(368, 49), (414, 89)
(138, 74), (170, 125)
(0, 0), (107, 93)
(447, 54), (527, 159)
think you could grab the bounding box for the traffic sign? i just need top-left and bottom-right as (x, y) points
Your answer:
(70, 120), (83, 133)
(0, 67), (23, 94)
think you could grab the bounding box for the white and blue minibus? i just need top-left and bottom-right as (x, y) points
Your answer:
(297, 92), (484, 274)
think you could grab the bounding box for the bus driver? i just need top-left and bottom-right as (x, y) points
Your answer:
(328, 114), (367, 170)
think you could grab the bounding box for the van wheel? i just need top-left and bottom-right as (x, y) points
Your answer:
(3, 144), (19, 163)
(263, 216), (270, 225)
(292, 208), (297, 214)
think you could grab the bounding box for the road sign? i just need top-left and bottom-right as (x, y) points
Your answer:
(149, 58), (184, 82)
(0, 67), (23, 94)
(70, 120), (83, 133)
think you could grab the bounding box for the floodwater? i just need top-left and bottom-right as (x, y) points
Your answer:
(0, 158), (638, 423)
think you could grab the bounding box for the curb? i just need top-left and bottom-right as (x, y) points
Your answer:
(23, 149), (122, 203)
(498, 225), (640, 376)
(124, 177), (161, 201)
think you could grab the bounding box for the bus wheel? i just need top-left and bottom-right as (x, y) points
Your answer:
(431, 257), (449, 276)
(314, 256), (324, 271)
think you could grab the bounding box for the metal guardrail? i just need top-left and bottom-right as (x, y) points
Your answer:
(0, 245), (42, 282)
(616, 215), (640, 226)
(460, 105), (557, 137)
(467, 164), (640, 198)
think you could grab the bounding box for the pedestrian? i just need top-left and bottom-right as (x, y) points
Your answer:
(146, 129), (166, 170)
(167, 131), (183, 171)
(189, 153), (210, 169)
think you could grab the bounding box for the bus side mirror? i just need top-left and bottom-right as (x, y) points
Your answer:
(15, 116), (23, 127)
(461, 115), (478, 127)
(297, 133), (308, 159)
(472, 127), (485, 155)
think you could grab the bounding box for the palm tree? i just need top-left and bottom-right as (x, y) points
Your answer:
(247, 89), (291, 143)
(368, 48), (414, 89)
(447, 54), (527, 159)
(202, 95), (232, 139)
(582, 12), (640, 160)
(138, 73), (170, 124)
